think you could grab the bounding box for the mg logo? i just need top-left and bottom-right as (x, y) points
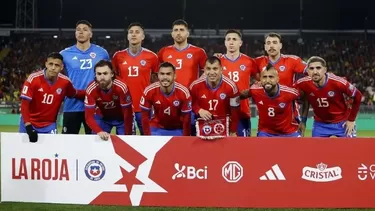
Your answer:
(222, 161), (243, 183)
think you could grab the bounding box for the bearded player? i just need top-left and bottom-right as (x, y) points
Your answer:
(190, 56), (240, 139)
(241, 63), (301, 137)
(140, 62), (191, 136)
(158, 19), (207, 135)
(20, 52), (85, 142)
(85, 60), (133, 141)
(295, 56), (362, 137)
(255, 32), (307, 123)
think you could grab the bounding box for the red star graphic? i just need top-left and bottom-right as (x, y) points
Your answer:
(115, 166), (144, 193)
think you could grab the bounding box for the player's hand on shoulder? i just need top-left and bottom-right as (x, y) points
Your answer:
(25, 124), (38, 143)
(198, 109), (212, 121)
(98, 131), (110, 141)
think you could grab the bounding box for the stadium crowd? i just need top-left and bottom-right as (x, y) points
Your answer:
(0, 35), (374, 105)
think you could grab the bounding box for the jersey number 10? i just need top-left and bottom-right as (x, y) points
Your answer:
(42, 93), (54, 104)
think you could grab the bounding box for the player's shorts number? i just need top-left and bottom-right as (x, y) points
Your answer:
(80, 59), (92, 70)
(268, 107), (275, 117)
(317, 97), (329, 107)
(208, 99), (218, 111)
(42, 93), (54, 104)
(50, 129), (57, 134)
(128, 66), (139, 77)
(228, 71), (239, 82)
(164, 106), (171, 115)
(176, 59), (183, 69)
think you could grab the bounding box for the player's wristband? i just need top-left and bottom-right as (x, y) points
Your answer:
(301, 117), (307, 123)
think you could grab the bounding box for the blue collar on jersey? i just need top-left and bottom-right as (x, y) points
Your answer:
(206, 76), (223, 91)
(264, 83), (280, 99)
(160, 83), (175, 97)
(43, 69), (57, 86)
(173, 44), (190, 52)
(316, 73), (329, 88)
(127, 47), (143, 57)
(268, 55), (281, 65)
(224, 54), (241, 62)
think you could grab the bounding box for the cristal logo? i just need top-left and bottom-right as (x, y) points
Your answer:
(302, 162), (342, 182)
(171, 163), (208, 180)
(358, 163), (375, 181)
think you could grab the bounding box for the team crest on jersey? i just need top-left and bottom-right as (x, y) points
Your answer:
(187, 53), (193, 59)
(240, 65), (246, 71)
(90, 52), (96, 59)
(126, 95), (131, 103)
(220, 93), (226, 100)
(173, 100), (180, 107)
(279, 66), (286, 71)
(56, 88), (62, 95)
(279, 102), (286, 108)
(112, 95), (118, 100)
(140, 60), (146, 66)
(84, 96), (88, 104)
(202, 125), (212, 134)
(328, 91), (335, 97)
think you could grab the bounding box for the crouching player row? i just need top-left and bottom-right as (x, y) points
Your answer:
(140, 57), (240, 138)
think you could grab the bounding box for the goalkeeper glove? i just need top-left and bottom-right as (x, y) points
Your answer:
(25, 125), (38, 143)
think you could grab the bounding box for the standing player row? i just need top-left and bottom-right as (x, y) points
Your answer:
(18, 19), (361, 142)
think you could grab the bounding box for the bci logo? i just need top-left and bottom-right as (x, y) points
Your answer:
(172, 163), (208, 180)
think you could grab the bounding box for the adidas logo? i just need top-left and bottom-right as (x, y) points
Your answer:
(259, 164), (286, 180)
(155, 100), (161, 104)
(97, 98), (102, 101)
(122, 61), (127, 65)
(259, 101), (263, 105)
(310, 93), (314, 96)
(72, 56), (78, 60)
(38, 88), (44, 92)
(168, 55), (172, 59)
(201, 95), (206, 99)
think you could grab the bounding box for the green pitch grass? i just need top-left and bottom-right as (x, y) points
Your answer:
(1, 125), (375, 211)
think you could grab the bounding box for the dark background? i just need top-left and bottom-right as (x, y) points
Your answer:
(0, 0), (374, 30)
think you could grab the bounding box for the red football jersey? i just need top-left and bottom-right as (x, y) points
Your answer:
(295, 73), (359, 123)
(255, 54), (307, 87)
(140, 82), (192, 130)
(220, 53), (258, 118)
(20, 70), (78, 128)
(112, 48), (159, 112)
(85, 79), (132, 119)
(249, 84), (300, 135)
(190, 75), (240, 133)
(158, 44), (207, 88)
